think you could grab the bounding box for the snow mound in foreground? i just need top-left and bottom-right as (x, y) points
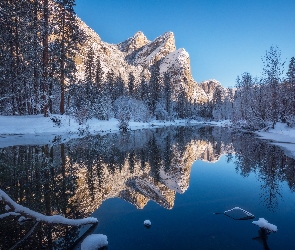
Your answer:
(81, 234), (108, 250)
(144, 220), (151, 227)
(252, 218), (277, 232)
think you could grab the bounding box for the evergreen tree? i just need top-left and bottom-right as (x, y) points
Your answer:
(54, 0), (82, 115)
(262, 46), (284, 127)
(286, 57), (295, 119)
(85, 47), (95, 83)
(114, 74), (125, 100)
(287, 57), (295, 84)
(149, 61), (162, 115)
(163, 72), (172, 118)
(138, 76), (149, 101)
(94, 56), (103, 88)
(128, 72), (135, 97)
(104, 69), (116, 102)
(177, 85), (187, 119)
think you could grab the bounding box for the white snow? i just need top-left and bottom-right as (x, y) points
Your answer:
(144, 220), (151, 226)
(159, 48), (189, 74)
(81, 234), (108, 250)
(18, 216), (27, 223)
(256, 122), (295, 158)
(252, 218), (278, 232)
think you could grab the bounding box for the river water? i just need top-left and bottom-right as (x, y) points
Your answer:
(0, 126), (294, 249)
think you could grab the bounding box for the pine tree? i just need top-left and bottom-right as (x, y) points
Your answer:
(85, 47), (94, 83)
(114, 74), (125, 100)
(42, 0), (50, 116)
(177, 85), (187, 119)
(104, 69), (116, 102)
(54, 0), (82, 115)
(94, 57), (103, 88)
(262, 46), (284, 127)
(163, 72), (172, 118)
(287, 57), (295, 84)
(138, 76), (149, 101)
(128, 72), (135, 97)
(149, 61), (162, 115)
(285, 57), (295, 122)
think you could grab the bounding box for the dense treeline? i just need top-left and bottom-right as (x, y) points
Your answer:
(232, 47), (295, 129)
(71, 55), (198, 127)
(215, 47), (295, 130)
(206, 47), (295, 130)
(0, 0), (82, 116)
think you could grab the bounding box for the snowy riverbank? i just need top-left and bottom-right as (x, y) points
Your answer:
(1, 115), (294, 159)
(256, 122), (295, 159)
(0, 115), (229, 148)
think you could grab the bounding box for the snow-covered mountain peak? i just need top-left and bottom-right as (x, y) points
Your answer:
(118, 31), (149, 54)
(77, 19), (208, 104)
(128, 31), (176, 67)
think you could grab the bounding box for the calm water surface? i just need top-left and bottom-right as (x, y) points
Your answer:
(0, 126), (295, 249)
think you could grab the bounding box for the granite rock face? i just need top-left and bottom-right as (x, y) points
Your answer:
(76, 19), (209, 104)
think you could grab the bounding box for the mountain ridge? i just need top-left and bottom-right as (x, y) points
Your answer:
(76, 19), (211, 104)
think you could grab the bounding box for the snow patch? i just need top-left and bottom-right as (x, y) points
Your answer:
(252, 218), (277, 232)
(144, 220), (151, 227)
(18, 216), (27, 223)
(81, 234), (108, 250)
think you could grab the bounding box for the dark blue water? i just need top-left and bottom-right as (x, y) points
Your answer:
(90, 156), (295, 250)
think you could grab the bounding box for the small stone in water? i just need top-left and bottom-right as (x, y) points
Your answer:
(144, 220), (151, 227)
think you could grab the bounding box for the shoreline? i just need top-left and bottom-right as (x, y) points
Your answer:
(1, 115), (294, 159)
(0, 115), (229, 148)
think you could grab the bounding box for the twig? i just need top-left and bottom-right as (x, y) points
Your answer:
(0, 212), (20, 219)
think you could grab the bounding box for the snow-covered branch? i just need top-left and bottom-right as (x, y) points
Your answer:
(0, 211), (20, 219)
(0, 189), (98, 226)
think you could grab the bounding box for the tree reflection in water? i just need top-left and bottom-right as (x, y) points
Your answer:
(232, 132), (295, 211)
(0, 126), (294, 248)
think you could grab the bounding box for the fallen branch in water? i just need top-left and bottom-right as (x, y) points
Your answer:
(0, 189), (98, 226)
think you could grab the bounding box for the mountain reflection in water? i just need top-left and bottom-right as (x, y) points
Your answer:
(0, 126), (294, 249)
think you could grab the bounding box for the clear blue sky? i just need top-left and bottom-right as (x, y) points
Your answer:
(75, 0), (295, 87)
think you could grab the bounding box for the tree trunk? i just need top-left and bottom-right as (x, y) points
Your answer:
(43, 0), (49, 116)
(60, 8), (66, 115)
